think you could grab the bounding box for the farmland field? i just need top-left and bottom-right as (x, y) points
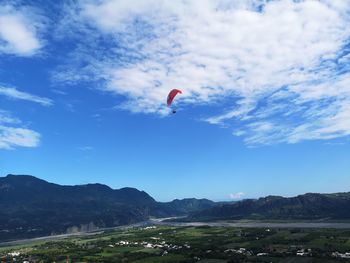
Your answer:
(1, 225), (350, 262)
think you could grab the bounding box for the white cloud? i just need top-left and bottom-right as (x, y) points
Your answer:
(0, 86), (53, 106)
(0, 109), (20, 124)
(229, 192), (245, 200)
(0, 4), (43, 56)
(0, 110), (40, 149)
(56, 0), (350, 145)
(78, 146), (94, 151)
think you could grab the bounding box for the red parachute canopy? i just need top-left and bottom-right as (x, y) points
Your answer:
(167, 89), (182, 107)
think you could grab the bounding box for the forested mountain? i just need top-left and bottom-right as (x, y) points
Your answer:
(0, 174), (214, 241)
(187, 193), (350, 221)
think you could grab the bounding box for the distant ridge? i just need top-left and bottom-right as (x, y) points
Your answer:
(0, 174), (215, 242)
(186, 192), (350, 221)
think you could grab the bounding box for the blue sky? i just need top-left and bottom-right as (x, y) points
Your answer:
(1, 0), (350, 201)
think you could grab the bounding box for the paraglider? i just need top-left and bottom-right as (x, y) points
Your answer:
(167, 89), (182, 114)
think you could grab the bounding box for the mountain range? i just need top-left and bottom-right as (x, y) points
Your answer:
(1, 174), (350, 242)
(0, 174), (215, 242)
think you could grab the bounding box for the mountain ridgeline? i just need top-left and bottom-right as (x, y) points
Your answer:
(1, 174), (350, 242)
(186, 193), (350, 221)
(0, 174), (215, 242)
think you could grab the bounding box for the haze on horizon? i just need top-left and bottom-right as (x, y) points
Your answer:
(1, 0), (350, 202)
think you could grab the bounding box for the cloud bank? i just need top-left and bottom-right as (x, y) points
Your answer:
(55, 0), (350, 145)
(229, 192), (245, 200)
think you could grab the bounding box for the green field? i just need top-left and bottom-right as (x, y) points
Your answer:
(1, 226), (350, 262)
